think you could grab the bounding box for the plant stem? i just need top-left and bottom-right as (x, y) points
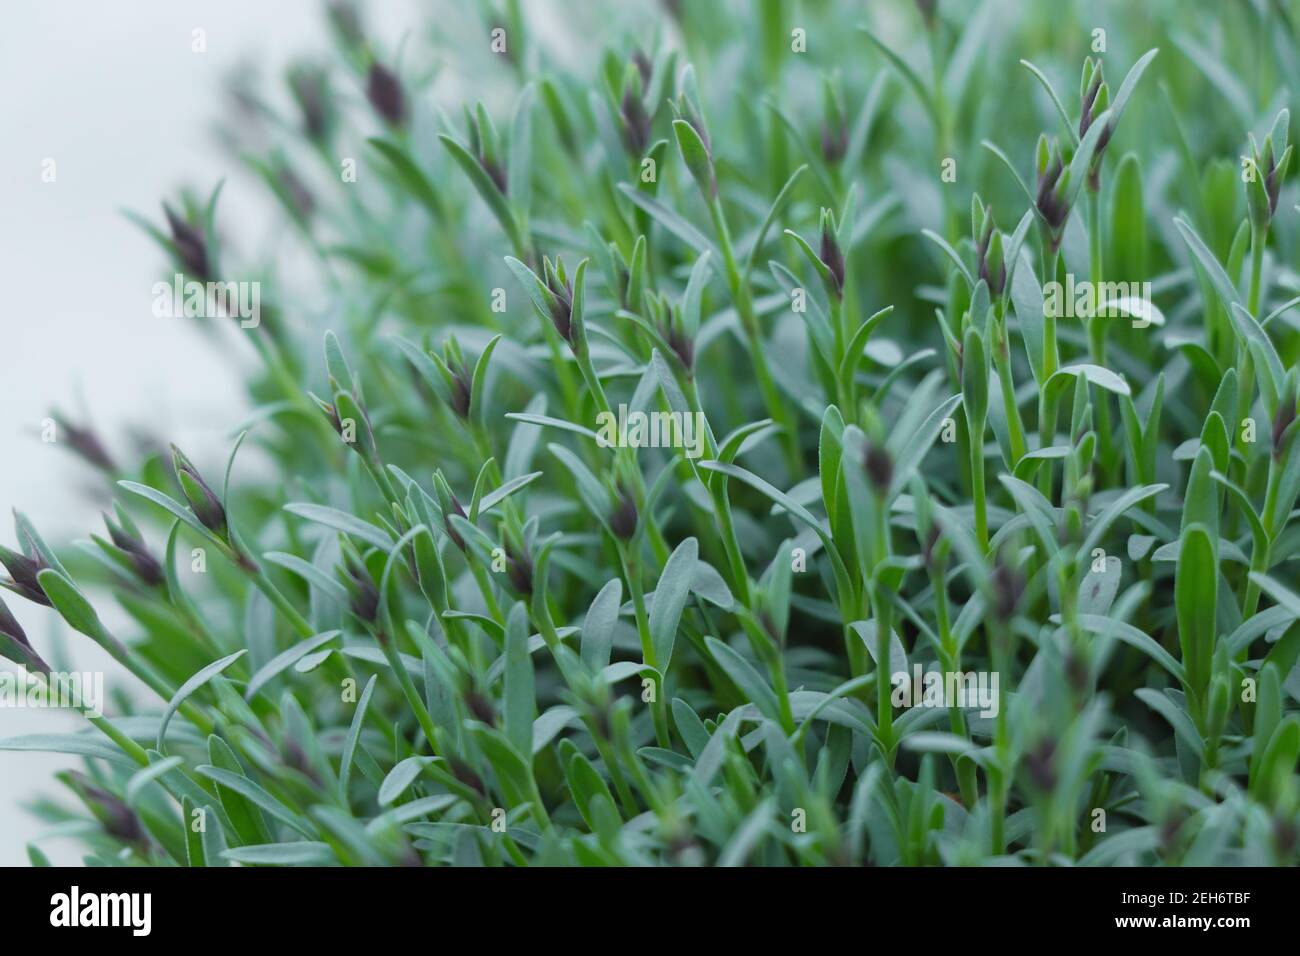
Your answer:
(707, 197), (802, 475)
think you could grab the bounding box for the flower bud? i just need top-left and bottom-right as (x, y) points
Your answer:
(366, 60), (406, 128)
(542, 256), (575, 346)
(0, 594), (49, 672)
(0, 542), (51, 607)
(975, 207), (1006, 298)
(631, 49), (653, 87)
(620, 73), (652, 157)
(1034, 136), (1071, 251)
(862, 441), (893, 495)
(469, 104), (508, 194)
(63, 771), (148, 847)
(103, 512), (164, 587)
(340, 549), (380, 624)
(1248, 113), (1292, 230)
(50, 411), (116, 474)
(609, 484), (638, 539)
(1023, 738), (1057, 791)
(163, 204), (210, 282)
(288, 63), (333, 143)
(463, 688), (497, 725)
(505, 541), (534, 596)
(818, 210), (846, 299)
(991, 556), (1025, 621)
(170, 445), (228, 537)
(664, 308), (695, 370)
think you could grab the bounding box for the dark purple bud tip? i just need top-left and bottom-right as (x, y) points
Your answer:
(366, 61), (406, 128)
(289, 65), (331, 143)
(820, 122), (848, 165)
(163, 204), (210, 282)
(481, 154), (508, 195)
(991, 559), (1025, 621)
(609, 485), (638, 539)
(445, 494), (468, 550)
(51, 413), (117, 473)
(505, 543), (534, 596)
(631, 50), (653, 87)
(819, 223), (846, 298)
(104, 515), (164, 587)
(0, 543), (52, 607)
(341, 552), (380, 623)
(1024, 737), (1056, 791)
(449, 757), (485, 796)
(862, 442), (893, 495)
(450, 360), (473, 419)
(464, 689), (497, 725)
(0, 596), (48, 671)
(170, 444), (228, 536)
(309, 392), (342, 434)
(921, 524), (942, 569)
(544, 266), (575, 346)
(1034, 155), (1069, 233)
(620, 89), (651, 156)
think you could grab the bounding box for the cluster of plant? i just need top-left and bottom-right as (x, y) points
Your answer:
(4, 0), (1300, 866)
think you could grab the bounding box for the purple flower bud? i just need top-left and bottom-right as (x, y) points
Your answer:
(0, 543), (51, 607)
(442, 493), (468, 551)
(163, 205), (210, 282)
(820, 121), (848, 165)
(0, 595), (49, 671)
(104, 514), (164, 587)
(289, 64), (332, 143)
(609, 485), (638, 539)
(862, 441), (893, 494)
(450, 359), (473, 419)
(464, 689), (497, 725)
(543, 261), (575, 345)
(449, 756), (485, 796)
(991, 558), (1025, 621)
(620, 88), (651, 156)
(367, 61), (406, 128)
(341, 551), (380, 623)
(1024, 738), (1056, 791)
(665, 317), (695, 370)
(505, 542), (534, 596)
(64, 771), (148, 847)
(819, 222), (846, 298)
(51, 412), (117, 473)
(170, 445), (228, 537)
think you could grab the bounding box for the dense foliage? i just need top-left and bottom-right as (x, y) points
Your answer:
(5, 0), (1300, 866)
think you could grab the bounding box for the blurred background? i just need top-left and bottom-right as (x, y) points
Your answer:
(0, 0), (422, 866)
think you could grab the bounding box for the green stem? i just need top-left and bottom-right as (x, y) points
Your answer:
(707, 197), (802, 475)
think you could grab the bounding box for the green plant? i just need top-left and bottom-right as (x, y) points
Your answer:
(5, 0), (1300, 866)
